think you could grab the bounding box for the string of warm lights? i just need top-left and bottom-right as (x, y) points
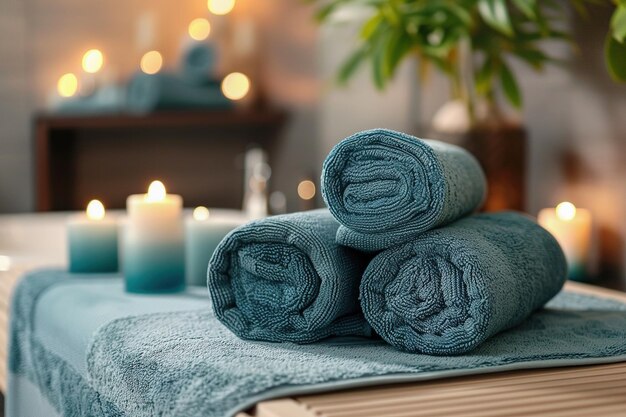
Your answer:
(55, 0), (250, 102)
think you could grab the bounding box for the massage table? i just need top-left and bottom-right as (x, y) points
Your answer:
(2, 214), (626, 416)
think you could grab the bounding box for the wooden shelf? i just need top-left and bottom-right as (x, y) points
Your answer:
(34, 108), (287, 211)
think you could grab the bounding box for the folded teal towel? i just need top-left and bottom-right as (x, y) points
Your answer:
(208, 209), (371, 343)
(126, 72), (231, 114)
(322, 129), (486, 251)
(10, 271), (626, 417)
(361, 212), (567, 355)
(181, 43), (218, 85)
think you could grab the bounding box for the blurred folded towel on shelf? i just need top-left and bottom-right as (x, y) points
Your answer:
(180, 43), (218, 86)
(126, 72), (231, 114)
(360, 211), (567, 355)
(208, 209), (372, 343)
(321, 128), (487, 251)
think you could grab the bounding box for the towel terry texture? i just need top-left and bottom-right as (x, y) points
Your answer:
(321, 128), (487, 251)
(207, 209), (372, 343)
(10, 271), (626, 417)
(361, 211), (567, 355)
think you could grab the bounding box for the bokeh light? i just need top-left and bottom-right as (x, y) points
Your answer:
(297, 180), (316, 200)
(57, 73), (79, 97)
(188, 18), (211, 41)
(221, 72), (250, 101)
(140, 50), (163, 75)
(208, 0), (235, 15)
(82, 49), (104, 73)
(193, 206), (211, 221)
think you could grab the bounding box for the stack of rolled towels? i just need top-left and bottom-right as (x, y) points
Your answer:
(208, 128), (567, 355)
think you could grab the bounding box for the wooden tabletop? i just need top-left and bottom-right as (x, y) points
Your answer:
(243, 282), (626, 417)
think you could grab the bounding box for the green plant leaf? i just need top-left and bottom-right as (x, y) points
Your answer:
(314, 0), (346, 22)
(371, 30), (392, 89)
(500, 62), (522, 108)
(611, 5), (626, 43)
(605, 33), (626, 82)
(337, 46), (369, 84)
(478, 0), (514, 36)
(361, 14), (383, 39)
(385, 32), (412, 78)
(475, 57), (495, 95)
(511, 0), (537, 20)
(512, 48), (550, 69)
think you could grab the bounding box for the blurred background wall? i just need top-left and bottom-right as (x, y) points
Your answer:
(0, 0), (419, 214)
(0, 0), (625, 277)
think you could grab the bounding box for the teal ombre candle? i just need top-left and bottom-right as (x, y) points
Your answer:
(67, 200), (119, 273)
(538, 202), (593, 282)
(185, 207), (246, 286)
(124, 181), (185, 293)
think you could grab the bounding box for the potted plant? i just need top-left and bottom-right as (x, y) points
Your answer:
(309, 0), (626, 211)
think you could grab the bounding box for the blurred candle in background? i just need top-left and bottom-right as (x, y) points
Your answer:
(184, 207), (244, 286)
(135, 12), (157, 53)
(538, 201), (592, 281)
(68, 199), (119, 273)
(124, 180), (185, 293)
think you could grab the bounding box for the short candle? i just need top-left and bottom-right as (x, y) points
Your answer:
(538, 201), (592, 281)
(124, 180), (185, 293)
(185, 207), (245, 286)
(67, 199), (119, 273)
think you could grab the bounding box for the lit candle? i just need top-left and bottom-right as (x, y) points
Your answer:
(67, 200), (119, 273)
(538, 201), (592, 281)
(185, 207), (245, 286)
(124, 180), (185, 293)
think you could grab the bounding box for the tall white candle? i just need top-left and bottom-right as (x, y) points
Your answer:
(538, 201), (592, 281)
(124, 180), (185, 293)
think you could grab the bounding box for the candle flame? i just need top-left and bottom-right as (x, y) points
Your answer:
(146, 180), (167, 202)
(0, 255), (11, 272)
(193, 206), (210, 221)
(86, 199), (106, 220)
(556, 201), (576, 221)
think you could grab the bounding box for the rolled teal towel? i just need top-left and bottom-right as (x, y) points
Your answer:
(322, 129), (487, 251)
(361, 212), (567, 355)
(208, 209), (371, 343)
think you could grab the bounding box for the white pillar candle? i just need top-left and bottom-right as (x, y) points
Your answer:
(538, 201), (592, 281)
(185, 207), (246, 286)
(124, 180), (184, 293)
(67, 200), (119, 273)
